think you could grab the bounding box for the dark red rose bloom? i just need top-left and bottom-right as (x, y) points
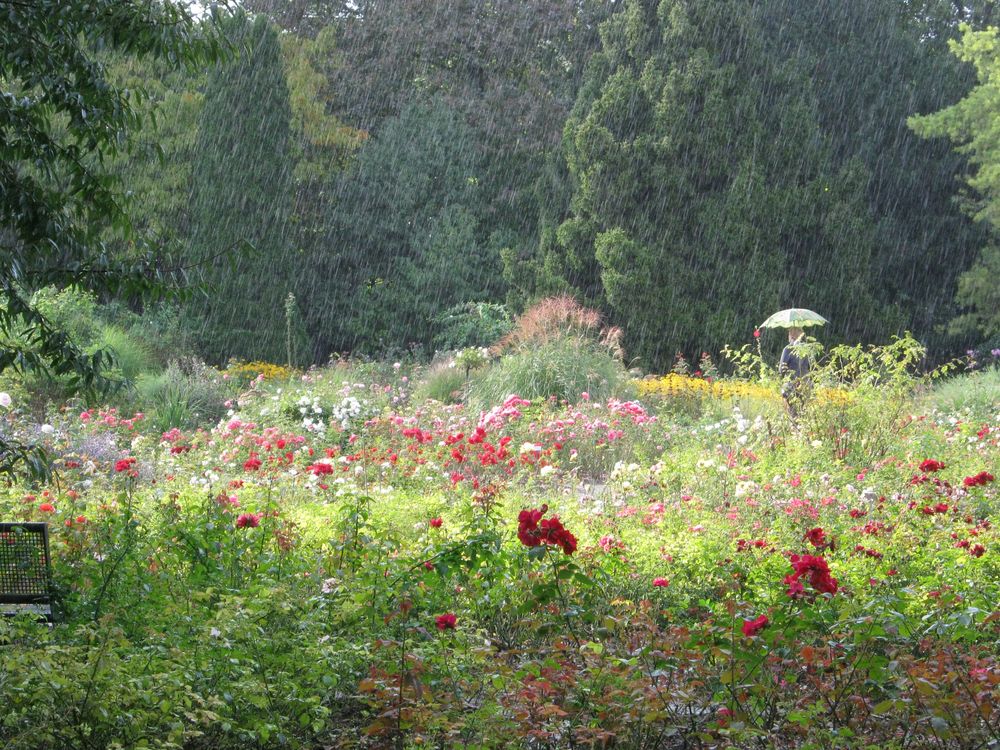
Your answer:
(517, 505), (577, 554)
(742, 614), (769, 637)
(919, 459), (945, 473)
(429, 517), (443, 528)
(517, 505), (547, 547)
(539, 515), (578, 555)
(236, 513), (262, 529)
(804, 527), (830, 549)
(435, 612), (457, 630)
(786, 554), (838, 597)
(964, 471), (995, 488)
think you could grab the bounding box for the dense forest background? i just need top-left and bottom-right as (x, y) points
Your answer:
(99, 0), (1000, 370)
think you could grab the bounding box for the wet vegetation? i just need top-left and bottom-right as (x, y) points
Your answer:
(2, 1), (1000, 748)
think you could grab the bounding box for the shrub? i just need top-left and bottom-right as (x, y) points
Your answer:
(433, 301), (513, 350)
(136, 359), (232, 431)
(797, 333), (930, 463)
(496, 295), (622, 359)
(113, 302), (198, 369)
(88, 325), (154, 383)
(468, 297), (629, 406)
(413, 359), (467, 404)
(224, 360), (297, 384)
(30, 286), (102, 345)
(922, 365), (1000, 418)
(469, 337), (631, 407)
(638, 372), (780, 422)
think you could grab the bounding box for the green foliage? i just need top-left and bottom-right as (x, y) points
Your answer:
(186, 12), (295, 364)
(909, 23), (1000, 346)
(88, 326), (154, 384)
(470, 338), (630, 408)
(798, 334), (929, 464)
(950, 242), (1000, 342)
(315, 98), (504, 353)
(278, 26), (367, 181)
(413, 361), (468, 404)
(111, 302), (198, 369)
(553, 0), (892, 369)
(468, 296), (630, 406)
(136, 360), (233, 432)
(0, 0), (229, 477)
(0, 1), (228, 388)
(29, 288), (102, 347)
(922, 364), (1000, 418)
(284, 293), (311, 369)
(1, 356), (999, 747)
(909, 23), (1000, 227)
(432, 302), (513, 351)
(104, 55), (207, 248)
(766, 1), (989, 351)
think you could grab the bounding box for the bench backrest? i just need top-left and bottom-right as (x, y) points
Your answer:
(0, 522), (53, 620)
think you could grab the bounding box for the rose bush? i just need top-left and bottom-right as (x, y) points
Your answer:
(0, 354), (997, 748)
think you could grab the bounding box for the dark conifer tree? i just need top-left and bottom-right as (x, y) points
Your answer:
(187, 12), (294, 363)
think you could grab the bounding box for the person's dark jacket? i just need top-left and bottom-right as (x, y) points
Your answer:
(779, 342), (810, 379)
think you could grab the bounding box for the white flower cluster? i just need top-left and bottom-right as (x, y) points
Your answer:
(610, 460), (644, 491)
(329, 396), (366, 430)
(298, 395), (327, 433)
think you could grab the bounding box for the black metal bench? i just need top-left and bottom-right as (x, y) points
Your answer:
(0, 522), (54, 621)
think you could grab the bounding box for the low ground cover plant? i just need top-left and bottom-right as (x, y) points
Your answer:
(0, 346), (997, 748)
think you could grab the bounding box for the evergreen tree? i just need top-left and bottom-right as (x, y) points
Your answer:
(909, 22), (1000, 345)
(764, 0), (989, 351)
(186, 12), (294, 363)
(310, 98), (502, 354)
(324, 0), (617, 336)
(555, 0), (883, 368)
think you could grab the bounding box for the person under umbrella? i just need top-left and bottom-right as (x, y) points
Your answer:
(758, 309), (827, 420)
(779, 326), (811, 419)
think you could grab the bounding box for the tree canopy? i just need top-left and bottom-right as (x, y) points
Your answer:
(0, 0), (229, 474)
(910, 22), (1000, 343)
(3, 0), (995, 392)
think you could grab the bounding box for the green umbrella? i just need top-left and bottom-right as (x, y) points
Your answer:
(758, 308), (828, 329)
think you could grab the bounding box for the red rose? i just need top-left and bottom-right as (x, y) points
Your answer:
(804, 527), (830, 549)
(429, 517), (443, 528)
(435, 612), (457, 630)
(919, 459), (945, 473)
(785, 554), (838, 597)
(235, 513), (262, 529)
(964, 471), (995, 487)
(742, 614), (769, 637)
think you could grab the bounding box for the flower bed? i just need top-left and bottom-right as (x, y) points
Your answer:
(0, 365), (997, 748)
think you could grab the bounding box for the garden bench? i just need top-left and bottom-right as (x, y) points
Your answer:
(0, 522), (54, 621)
